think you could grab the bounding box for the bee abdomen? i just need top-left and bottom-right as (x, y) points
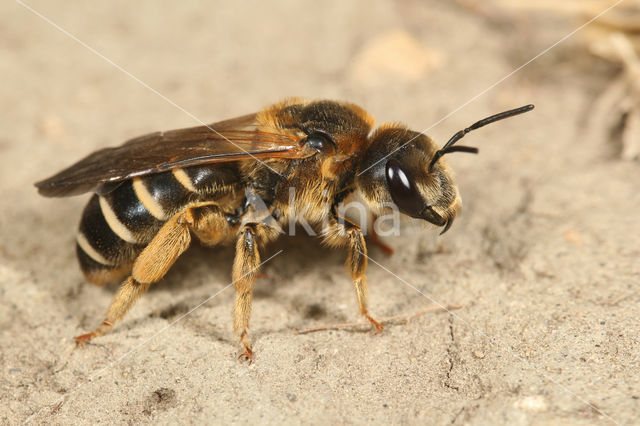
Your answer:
(76, 193), (146, 285)
(75, 167), (240, 285)
(76, 171), (190, 285)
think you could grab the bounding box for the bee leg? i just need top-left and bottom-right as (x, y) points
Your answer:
(232, 224), (262, 363)
(368, 213), (394, 256)
(345, 223), (384, 333)
(75, 207), (197, 345)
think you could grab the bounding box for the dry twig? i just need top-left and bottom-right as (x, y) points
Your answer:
(297, 304), (463, 334)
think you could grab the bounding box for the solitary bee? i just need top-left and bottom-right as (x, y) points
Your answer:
(36, 99), (533, 361)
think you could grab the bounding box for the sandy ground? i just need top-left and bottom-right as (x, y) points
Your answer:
(2, 1), (639, 424)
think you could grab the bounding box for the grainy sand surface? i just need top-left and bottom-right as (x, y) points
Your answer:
(2, 1), (639, 424)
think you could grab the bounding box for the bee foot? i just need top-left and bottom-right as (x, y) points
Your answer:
(74, 332), (97, 346)
(238, 344), (254, 364)
(366, 315), (384, 333)
(74, 320), (112, 346)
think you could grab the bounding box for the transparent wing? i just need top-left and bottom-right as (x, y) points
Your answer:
(35, 114), (309, 197)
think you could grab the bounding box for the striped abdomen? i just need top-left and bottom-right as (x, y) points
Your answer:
(76, 165), (241, 285)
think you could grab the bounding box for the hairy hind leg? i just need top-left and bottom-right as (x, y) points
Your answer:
(75, 204), (232, 344)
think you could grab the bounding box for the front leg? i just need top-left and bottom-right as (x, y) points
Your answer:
(324, 217), (384, 333)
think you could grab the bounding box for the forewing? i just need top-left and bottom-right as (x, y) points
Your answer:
(35, 114), (308, 197)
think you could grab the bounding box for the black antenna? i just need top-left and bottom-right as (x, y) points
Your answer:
(428, 104), (535, 172)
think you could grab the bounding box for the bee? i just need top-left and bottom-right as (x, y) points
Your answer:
(36, 99), (533, 361)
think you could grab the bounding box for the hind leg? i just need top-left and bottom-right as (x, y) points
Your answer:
(75, 204), (232, 344)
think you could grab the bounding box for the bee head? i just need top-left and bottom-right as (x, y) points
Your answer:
(357, 105), (534, 234)
(358, 127), (462, 234)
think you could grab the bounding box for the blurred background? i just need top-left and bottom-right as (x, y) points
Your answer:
(2, 1), (639, 424)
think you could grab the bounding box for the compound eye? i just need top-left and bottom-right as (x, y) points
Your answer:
(385, 159), (424, 218)
(305, 132), (335, 154)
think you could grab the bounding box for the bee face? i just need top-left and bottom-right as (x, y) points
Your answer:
(358, 126), (461, 233)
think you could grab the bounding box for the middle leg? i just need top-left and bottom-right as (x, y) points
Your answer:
(231, 222), (280, 361)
